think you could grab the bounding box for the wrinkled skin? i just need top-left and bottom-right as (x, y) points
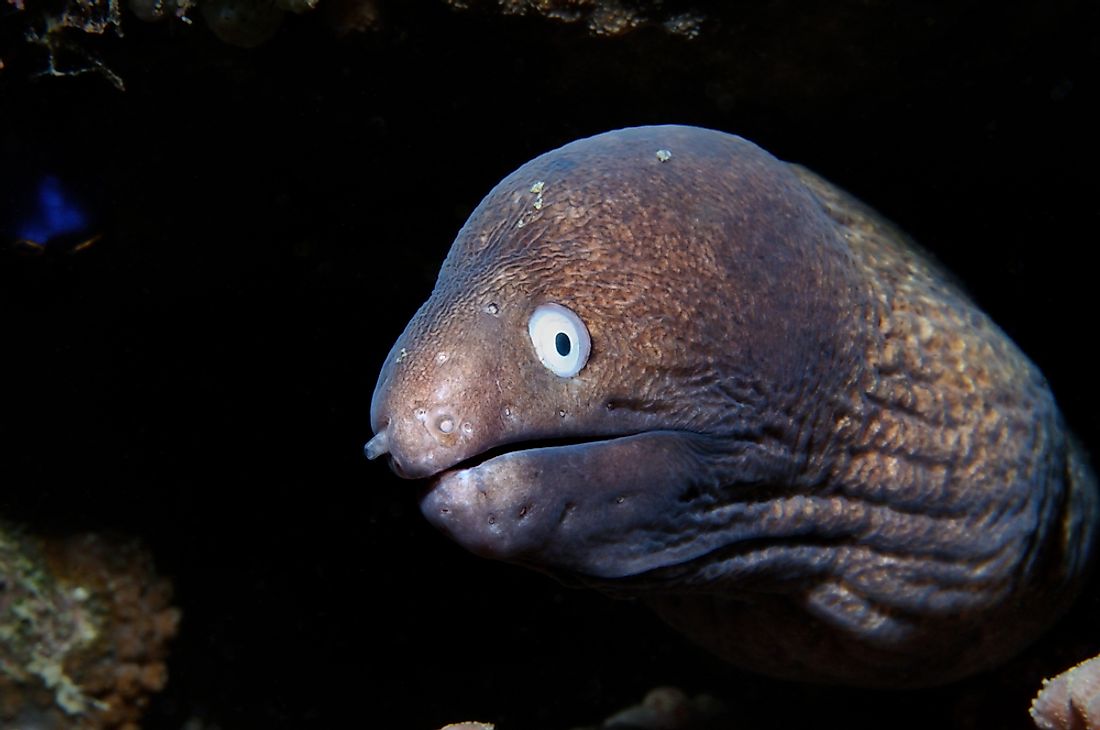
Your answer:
(366, 126), (1099, 691)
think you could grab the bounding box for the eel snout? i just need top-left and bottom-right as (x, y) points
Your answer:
(366, 326), (508, 481)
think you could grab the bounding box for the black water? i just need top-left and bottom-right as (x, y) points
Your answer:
(2, 2), (1098, 728)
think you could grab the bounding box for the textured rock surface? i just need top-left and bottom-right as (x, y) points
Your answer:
(0, 527), (180, 730)
(1032, 656), (1100, 730)
(442, 0), (704, 37)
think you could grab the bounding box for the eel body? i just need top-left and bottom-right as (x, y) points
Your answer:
(366, 125), (1098, 688)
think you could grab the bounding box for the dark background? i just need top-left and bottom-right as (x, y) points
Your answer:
(1, 1), (1098, 728)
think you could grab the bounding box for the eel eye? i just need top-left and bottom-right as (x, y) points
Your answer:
(528, 303), (591, 378)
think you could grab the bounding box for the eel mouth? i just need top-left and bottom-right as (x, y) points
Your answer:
(415, 428), (711, 577)
(419, 432), (645, 491)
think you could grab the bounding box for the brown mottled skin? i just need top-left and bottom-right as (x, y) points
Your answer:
(367, 126), (1099, 689)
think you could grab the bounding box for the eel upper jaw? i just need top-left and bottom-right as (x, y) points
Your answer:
(367, 431), (614, 482)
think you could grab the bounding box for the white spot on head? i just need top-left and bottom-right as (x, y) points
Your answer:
(656, 149), (672, 162)
(395, 347), (409, 363)
(530, 180), (546, 210)
(484, 302), (499, 315)
(435, 351), (449, 365)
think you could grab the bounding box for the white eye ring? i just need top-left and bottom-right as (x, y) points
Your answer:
(528, 303), (591, 378)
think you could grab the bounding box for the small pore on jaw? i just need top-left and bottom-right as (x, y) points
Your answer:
(560, 502), (577, 525)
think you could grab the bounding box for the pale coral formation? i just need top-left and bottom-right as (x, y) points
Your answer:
(7, 0), (696, 76)
(47, 0), (124, 35)
(1032, 655), (1100, 730)
(126, 0), (196, 23)
(442, 0), (703, 38)
(10, 0), (326, 73)
(0, 526), (180, 730)
(21, 0), (126, 88)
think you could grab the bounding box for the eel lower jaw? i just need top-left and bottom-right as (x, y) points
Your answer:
(415, 430), (713, 577)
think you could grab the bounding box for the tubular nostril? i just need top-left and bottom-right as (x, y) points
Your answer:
(364, 431), (390, 460)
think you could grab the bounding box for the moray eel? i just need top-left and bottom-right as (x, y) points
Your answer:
(365, 125), (1099, 688)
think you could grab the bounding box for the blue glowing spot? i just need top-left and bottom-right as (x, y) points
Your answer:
(13, 175), (90, 245)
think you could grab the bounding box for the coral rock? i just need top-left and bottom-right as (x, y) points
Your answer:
(442, 0), (703, 38)
(0, 527), (180, 730)
(1032, 655), (1100, 730)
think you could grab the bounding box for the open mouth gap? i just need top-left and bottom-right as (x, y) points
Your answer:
(442, 433), (632, 475)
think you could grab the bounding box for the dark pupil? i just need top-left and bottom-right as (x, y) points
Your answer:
(555, 332), (572, 357)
